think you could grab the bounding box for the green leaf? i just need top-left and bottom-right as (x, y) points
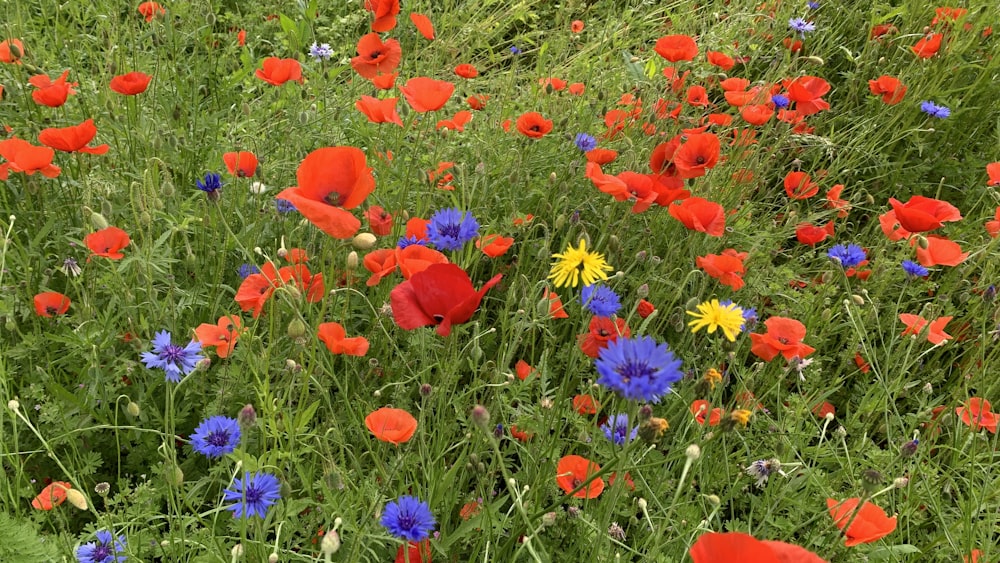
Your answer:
(868, 544), (922, 560)
(295, 400), (321, 432)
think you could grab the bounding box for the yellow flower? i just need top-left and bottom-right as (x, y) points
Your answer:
(548, 238), (613, 288)
(686, 299), (744, 342)
(729, 409), (752, 427)
(703, 368), (723, 390)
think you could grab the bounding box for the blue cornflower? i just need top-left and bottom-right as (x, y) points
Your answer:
(510, 46), (522, 55)
(190, 416), (241, 458)
(397, 235), (427, 249)
(140, 330), (204, 383)
(574, 133), (598, 152)
(771, 94), (790, 109)
(580, 284), (622, 317)
(426, 208), (479, 251)
(223, 472), (281, 519)
(75, 530), (126, 563)
(380, 495), (436, 542)
(902, 260), (929, 278)
(595, 336), (684, 402)
(827, 243), (866, 268)
(275, 198), (297, 213)
(600, 414), (638, 445)
(309, 42), (333, 61)
(920, 100), (950, 119)
(789, 17), (816, 37)
(196, 172), (223, 200)
(807, 1), (820, 9)
(237, 263), (260, 279)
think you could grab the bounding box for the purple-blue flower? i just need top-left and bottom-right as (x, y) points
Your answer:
(595, 336), (683, 402)
(275, 198), (297, 213)
(426, 208), (479, 251)
(580, 284), (621, 317)
(827, 244), (866, 268)
(789, 18), (816, 37)
(191, 416), (241, 458)
(902, 260), (929, 278)
(397, 235), (427, 249)
(380, 495), (436, 542)
(75, 530), (126, 563)
(601, 414), (638, 445)
(140, 330), (203, 383)
(223, 472), (281, 519)
(309, 42), (333, 61)
(237, 263), (260, 279)
(196, 172), (223, 197)
(574, 133), (598, 152)
(771, 94), (790, 109)
(920, 100), (950, 119)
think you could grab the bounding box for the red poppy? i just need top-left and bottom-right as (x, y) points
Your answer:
(539, 77), (567, 92)
(637, 299), (655, 319)
(515, 112), (553, 139)
(854, 352), (871, 373)
(365, 407), (417, 444)
(222, 151), (258, 178)
(578, 316), (630, 358)
(543, 288), (569, 319)
(785, 76), (830, 116)
(275, 147), (375, 239)
(955, 398), (997, 434)
(355, 95), (403, 126)
(364, 0), (399, 32)
(556, 455), (604, 499)
(572, 394), (599, 415)
(29, 70), (77, 107)
(371, 72), (397, 89)
(888, 196), (961, 233)
(673, 133), (720, 179)
(364, 205), (393, 236)
(867, 75), (906, 105)
(194, 315), (244, 358)
(236, 29), (246, 46)
(985, 207), (1000, 238)
(899, 313), (952, 345)
(690, 400), (723, 426)
(400, 77), (454, 113)
(586, 148), (618, 165)
(109, 71), (152, 95)
(278, 264), (325, 303)
(38, 119), (109, 155)
(568, 82), (585, 96)
(409, 12), (435, 40)
(783, 171), (819, 199)
(783, 38), (803, 52)
(84, 226), (130, 260)
(406, 217), (430, 242)
(34, 292), (71, 317)
(812, 401), (835, 419)
(256, 58), (303, 86)
(235, 262), (280, 317)
(911, 33), (943, 58)
(571, 20), (584, 33)
(137, 1), (165, 21)
(827, 498), (897, 546)
(454, 64), (478, 78)
(32, 481), (72, 510)
(318, 321), (370, 356)
(0, 38), (25, 64)
(749, 316), (815, 361)
(740, 104), (774, 125)
(824, 184), (851, 218)
(390, 263), (502, 336)
(965, 549), (985, 563)
(476, 234), (514, 258)
(911, 235), (968, 267)
(436, 110), (473, 132)
(466, 94), (490, 110)
(668, 197), (725, 237)
(654, 35), (698, 62)
(987, 162), (1000, 186)
(690, 531), (826, 563)
(515, 360), (534, 381)
(351, 33), (402, 80)
(395, 540), (431, 563)
(696, 249), (748, 290)
(0, 138), (61, 179)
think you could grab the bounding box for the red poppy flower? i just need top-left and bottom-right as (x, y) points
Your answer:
(690, 400), (723, 426)
(236, 29), (246, 46)
(436, 110), (473, 132)
(84, 226), (130, 259)
(351, 33), (402, 80)
(696, 249), (748, 290)
(749, 316), (815, 361)
(586, 148), (618, 165)
(32, 481), (73, 510)
(137, 1), (165, 22)
(899, 313), (952, 345)
(364, 205), (393, 236)
(955, 398), (997, 434)
(985, 207), (1000, 238)
(568, 82), (585, 95)
(0, 38), (25, 64)
(371, 72), (397, 89)
(888, 196), (961, 233)
(867, 75), (906, 105)
(476, 234), (514, 258)
(783, 171), (819, 199)
(637, 299), (655, 319)
(556, 455), (604, 499)
(783, 38), (803, 52)
(38, 119), (109, 155)
(275, 147), (375, 239)
(911, 33), (943, 58)
(454, 64), (478, 78)
(515, 359), (534, 380)
(193, 315), (244, 358)
(256, 58), (303, 86)
(571, 20), (584, 33)
(690, 531), (826, 563)
(406, 217), (430, 241)
(364, 0), (399, 32)
(539, 77), (567, 92)
(543, 288), (569, 319)
(824, 184), (851, 218)
(278, 264), (325, 303)
(965, 549), (984, 563)
(654, 35), (698, 62)
(740, 104), (774, 125)
(812, 401), (835, 419)
(785, 76), (830, 116)
(318, 321), (369, 356)
(673, 133), (720, 179)
(668, 197), (726, 237)
(365, 407), (417, 444)
(466, 94), (490, 110)
(572, 394), (599, 415)
(400, 77), (454, 113)
(827, 498), (897, 546)
(390, 263), (502, 336)
(355, 95), (403, 126)
(987, 162), (1000, 186)
(235, 262), (280, 317)
(29, 70), (78, 107)
(396, 540), (431, 563)
(515, 112), (553, 139)
(0, 138), (61, 179)
(854, 352), (871, 373)
(223, 151), (258, 178)
(578, 316), (630, 358)
(911, 235), (968, 267)
(34, 292), (71, 317)
(110, 71), (152, 95)
(409, 12), (435, 40)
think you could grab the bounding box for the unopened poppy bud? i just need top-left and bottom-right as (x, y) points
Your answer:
(821, 308), (832, 321)
(242, 102), (252, 116)
(685, 444), (701, 461)
(705, 494), (721, 507)
(893, 476), (909, 488)
(373, 389), (381, 398)
(608, 235), (620, 254)
(321, 530), (341, 556)
(637, 498), (648, 512)
(636, 283), (649, 299)
(346, 251), (359, 270)
(268, 553), (278, 563)
(164, 463), (184, 487)
(285, 359), (299, 372)
(126, 401), (141, 417)
(916, 236), (929, 249)
(205, 12), (216, 26)
(239, 404), (257, 428)
(65, 488), (88, 510)
(549, 171), (557, 184)
(554, 214), (566, 230)
(287, 318), (307, 339)
(803, 55), (824, 65)
(298, 111), (310, 125)
(161, 179), (175, 197)
(352, 233), (377, 249)
(231, 544), (244, 559)
(852, 294), (865, 306)
(83, 206), (109, 230)
(470, 404), (490, 428)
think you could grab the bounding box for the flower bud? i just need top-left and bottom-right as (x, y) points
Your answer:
(352, 233), (377, 250)
(268, 553), (278, 563)
(470, 404), (490, 428)
(164, 463), (184, 487)
(239, 404), (257, 428)
(636, 284), (649, 299)
(685, 444), (701, 461)
(287, 318), (307, 339)
(83, 206), (109, 230)
(346, 251), (359, 270)
(66, 488), (88, 510)
(893, 476), (909, 489)
(7, 399), (19, 412)
(541, 512), (558, 527)
(126, 401), (141, 417)
(321, 530), (341, 556)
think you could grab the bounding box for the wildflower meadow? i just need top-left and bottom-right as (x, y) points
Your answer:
(2, 0), (1000, 561)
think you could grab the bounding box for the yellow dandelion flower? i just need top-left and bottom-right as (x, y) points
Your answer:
(686, 299), (744, 342)
(730, 409), (752, 427)
(548, 238), (613, 288)
(703, 368), (723, 390)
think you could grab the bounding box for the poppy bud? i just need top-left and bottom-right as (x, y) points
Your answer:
(65, 488), (88, 510)
(206, 12), (216, 26)
(161, 179), (175, 197)
(636, 284), (649, 299)
(822, 308), (831, 320)
(164, 463), (184, 487)
(535, 244), (550, 263)
(685, 444), (701, 461)
(916, 235), (929, 249)
(345, 250), (359, 271)
(803, 55), (824, 65)
(893, 476), (909, 489)
(287, 318), (307, 339)
(140, 211), (152, 225)
(84, 206), (109, 230)
(5, 318), (15, 332)
(470, 404), (490, 428)
(352, 233), (377, 250)
(321, 530), (341, 556)
(851, 294), (865, 306)
(549, 171), (557, 184)
(231, 544), (244, 559)
(126, 401), (141, 417)
(8, 399), (20, 412)
(608, 235), (620, 254)
(268, 554), (278, 563)
(554, 214), (566, 230)
(705, 494), (721, 507)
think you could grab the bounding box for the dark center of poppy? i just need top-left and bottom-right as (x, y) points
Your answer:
(259, 286), (268, 295)
(695, 155), (706, 164)
(597, 329), (610, 337)
(207, 430), (231, 447)
(324, 192), (345, 206)
(432, 314), (445, 322)
(572, 477), (583, 488)
(616, 359), (654, 384)
(46, 306), (58, 315)
(530, 125), (541, 132)
(776, 337), (789, 344)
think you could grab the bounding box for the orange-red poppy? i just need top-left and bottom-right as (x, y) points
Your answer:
(29, 70), (77, 107)
(985, 207), (1000, 238)
(395, 540), (431, 563)
(84, 226), (130, 260)
(436, 110), (473, 132)
(235, 262), (281, 317)
(578, 316), (630, 358)
(400, 77), (454, 113)
(406, 217), (430, 241)
(785, 76), (830, 116)
(784, 171), (819, 199)
(572, 394), (599, 415)
(466, 94), (490, 110)
(0, 38), (25, 64)
(825, 184), (851, 218)
(955, 398), (997, 434)
(868, 75), (906, 105)
(355, 95), (403, 126)
(409, 12), (435, 40)
(137, 1), (165, 22)
(870, 24), (897, 40)
(351, 33), (402, 80)
(539, 77), (567, 92)
(568, 82), (585, 96)
(365, 407), (417, 444)
(705, 51), (735, 70)
(194, 315), (244, 358)
(987, 162), (1000, 186)
(256, 58), (303, 86)
(911, 235), (968, 267)
(364, 205), (393, 236)
(278, 263), (325, 303)
(827, 498), (897, 546)
(556, 455), (604, 498)
(236, 29), (246, 46)
(38, 119), (109, 155)
(318, 322), (369, 356)
(668, 197), (726, 237)
(899, 313), (953, 345)
(514, 359), (534, 381)
(34, 292), (71, 317)
(110, 71), (152, 95)
(586, 148), (618, 165)
(543, 288), (568, 319)
(690, 531), (826, 563)
(364, 0), (399, 32)
(749, 316), (815, 361)
(654, 35), (698, 62)
(690, 400), (723, 426)
(283, 248), (308, 264)
(812, 401), (835, 419)
(911, 33), (943, 58)
(740, 104), (774, 125)
(0, 138), (61, 179)
(637, 299), (655, 319)
(476, 234), (514, 258)
(390, 263), (502, 336)
(571, 20), (584, 33)
(223, 151), (258, 178)
(372, 72), (397, 89)
(673, 133), (720, 179)
(696, 249), (748, 290)
(32, 481), (72, 510)
(274, 147), (375, 239)
(888, 196), (961, 233)
(454, 64), (478, 78)
(515, 112), (553, 139)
